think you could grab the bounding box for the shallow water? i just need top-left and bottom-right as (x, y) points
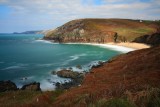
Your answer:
(0, 34), (123, 90)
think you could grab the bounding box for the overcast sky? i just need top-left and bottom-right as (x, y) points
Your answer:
(0, 0), (160, 33)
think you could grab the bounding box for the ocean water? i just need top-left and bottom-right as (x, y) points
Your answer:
(0, 34), (123, 90)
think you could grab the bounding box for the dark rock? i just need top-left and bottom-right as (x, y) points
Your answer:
(76, 65), (82, 69)
(0, 80), (17, 92)
(91, 61), (104, 68)
(56, 69), (85, 90)
(133, 33), (160, 46)
(56, 69), (80, 79)
(21, 82), (41, 91)
(51, 71), (57, 75)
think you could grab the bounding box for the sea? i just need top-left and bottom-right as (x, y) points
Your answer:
(0, 34), (131, 90)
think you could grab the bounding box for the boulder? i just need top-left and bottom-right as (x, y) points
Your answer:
(0, 80), (17, 92)
(21, 82), (41, 91)
(56, 69), (85, 90)
(56, 69), (80, 79)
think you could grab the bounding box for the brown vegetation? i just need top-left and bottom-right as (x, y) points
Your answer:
(53, 45), (160, 107)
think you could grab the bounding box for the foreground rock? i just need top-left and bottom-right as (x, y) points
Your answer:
(0, 80), (17, 92)
(21, 82), (41, 91)
(56, 70), (84, 90)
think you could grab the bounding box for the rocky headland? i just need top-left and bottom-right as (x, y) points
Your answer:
(44, 19), (160, 45)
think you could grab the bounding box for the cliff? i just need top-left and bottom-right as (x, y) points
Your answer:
(44, 19), (160, 43)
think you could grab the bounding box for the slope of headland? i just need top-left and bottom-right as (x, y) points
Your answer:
(52, 45), (160, 107)
(44, 18), (160, 44)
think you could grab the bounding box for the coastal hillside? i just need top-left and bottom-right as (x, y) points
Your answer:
(53, 45), (160, 107)
(44, 19), (160, 43)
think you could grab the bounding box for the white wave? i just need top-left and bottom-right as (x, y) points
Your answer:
(1, 63), (28, 70)
(40, 75), (71, 91)
(40, 79), (55, 91)
(71, 67), (84, 72)
(33, 39), (58, 44)
(2, 66), (25, 70)
(36, 63), (54, 67)
(70, 56), (79, 61)
(69, 53), (87, 61)
(62, 54), (87, 65)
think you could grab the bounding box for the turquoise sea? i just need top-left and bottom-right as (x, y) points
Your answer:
(0, 34), (124, 90)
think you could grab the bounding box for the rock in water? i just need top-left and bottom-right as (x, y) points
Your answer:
(21, 82), (41, 91)
(0, 80), (17, 92)
(56, 69), (80, 79)
(56, 69), (85, 90)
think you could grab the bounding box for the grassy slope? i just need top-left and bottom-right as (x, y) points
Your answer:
(0, 90), (64, 107)
(45, 19), (159, 42)
(53, 45), (160, 107)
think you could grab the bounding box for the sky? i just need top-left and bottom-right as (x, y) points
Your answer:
(0, 0), (160, 33)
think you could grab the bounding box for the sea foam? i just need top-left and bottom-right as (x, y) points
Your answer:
(33, 40), (57, 44)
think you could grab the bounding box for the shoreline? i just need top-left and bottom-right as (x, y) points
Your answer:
(64, 42), (150, 52)
(43, 39), (150, 53)
(107, 42), (150, 50)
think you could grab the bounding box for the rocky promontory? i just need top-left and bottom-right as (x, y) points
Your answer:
(0, 80), (18, 92)
(0, 81), (41, 92)
(44, 19), (160, 43)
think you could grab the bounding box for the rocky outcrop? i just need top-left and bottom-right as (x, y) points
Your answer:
(21, 82), (41, 91)
(0, 80), (17, 92)
(57, 69), (80, 79)
(44, 19), (159, 43)
(133, 33), (160, 46)
(55, 69), (84, 90)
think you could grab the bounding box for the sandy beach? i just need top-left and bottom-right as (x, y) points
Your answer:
(65, 42), (150, 53)
(107, 42), (150, 50)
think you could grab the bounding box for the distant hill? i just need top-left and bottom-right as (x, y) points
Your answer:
(44, 18), (160, 43)
(13, 30), (44, 34)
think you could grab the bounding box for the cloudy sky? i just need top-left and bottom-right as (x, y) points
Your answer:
(0, 0), (160, 33)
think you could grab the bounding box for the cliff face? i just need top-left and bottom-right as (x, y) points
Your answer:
(44, 19), (160, 43)
(133, 33), (160, 46)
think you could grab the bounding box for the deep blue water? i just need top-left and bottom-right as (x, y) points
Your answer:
(0, 34), (122, 90)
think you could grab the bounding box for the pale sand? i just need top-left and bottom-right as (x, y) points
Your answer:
(43, 39), (150, 53)
(62, 42), (150, 53)
(107, 42), (150, 50)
